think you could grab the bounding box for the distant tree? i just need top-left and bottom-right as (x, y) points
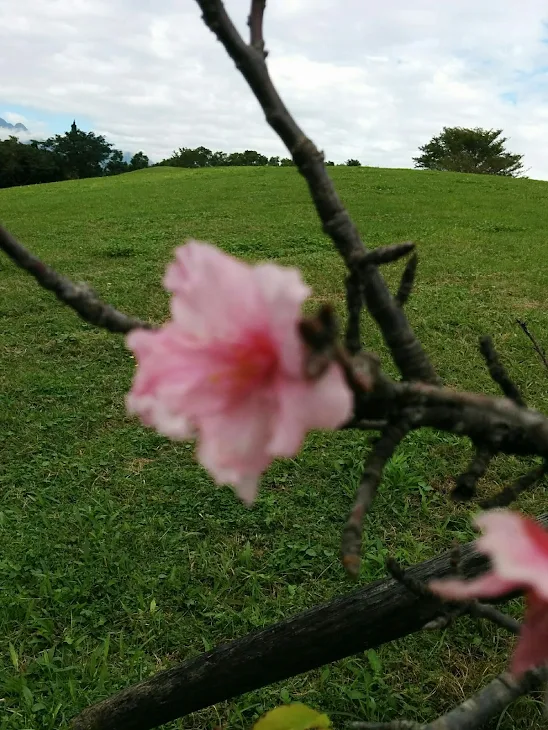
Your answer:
(105, 149), (129, 176)
(35, 121), (114, 179)
(280, 157), (295, 166)
(129, 151), (149, 171)
(226, 150), (268, 166)
(0, 136), (64, 188)
(211, 151), (228, 166)
(413, 127), (524, 177)
(346, 159), (360, 166)
(325, 161), (335, 166)
(161, 147), (276, 168)
(267, 156), (280, 166)
(165, 146), (213, 168)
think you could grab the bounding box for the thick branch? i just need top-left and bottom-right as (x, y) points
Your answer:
(194, 0), (438, 384)
(72, 516), (548, 730)
(388, 380), (548, 459)
(0, 225), (153, 334)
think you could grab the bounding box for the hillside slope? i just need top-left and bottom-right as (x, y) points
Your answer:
(1, 166), (548, 729)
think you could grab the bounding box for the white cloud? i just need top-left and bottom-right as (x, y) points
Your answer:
(1, 0), (548, 175)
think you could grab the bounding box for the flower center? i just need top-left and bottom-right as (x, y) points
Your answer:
(212, 330), (278, 398)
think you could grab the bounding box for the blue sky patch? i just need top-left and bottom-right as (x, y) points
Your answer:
(0, 103), (93, 137)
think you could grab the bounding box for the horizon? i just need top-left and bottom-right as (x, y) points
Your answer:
(2, 1), (548, 178)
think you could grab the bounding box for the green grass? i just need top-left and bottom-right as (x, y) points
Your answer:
(1, 165), (548, 729)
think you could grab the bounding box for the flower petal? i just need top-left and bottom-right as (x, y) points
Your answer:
(165, 241), (267, 340)
(511, 592), (548, 676)
(268, 363), (353, 456)
(429, 572), (520, 601)
(253, 262), (311, 375)
(126, 324), (241, 418)
(475, 511), (548, 601)
(196, 393), (275, 503)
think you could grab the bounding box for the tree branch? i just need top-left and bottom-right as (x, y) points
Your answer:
(479, 336), (525, 406)
(0, 224), (153, 334)
(387, 558), (520, 635)
(451, 446), (492, 502)
(248, 0), (267, 56)
(351, 666), (548, 730)
(517, 319), (548, 372)
(341, 422), (410, 577)
(345, 269), (363, 355)
(194, 0), (439, 384)
(396, 253), (418, 307)
(72, 516), (548, 730)
(479, 462), (547, 509)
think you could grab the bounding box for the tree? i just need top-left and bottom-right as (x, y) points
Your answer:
(345, 158), (360, 166)
(104, 149), (128, 176)
(226, 149), (268, 166)
(267, 156), (280, 166)
(279, 157), (295, 166)
(0, 136), (63, 188)
(413, 127), (524, 177)
(325, 160), (335, 166)
(129, 151), (149, 171)
(35, 121), (114, 179)
(211, 150), (228, 166)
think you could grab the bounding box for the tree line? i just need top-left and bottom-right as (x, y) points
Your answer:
(0, 122), (524, 190)
(0, 122), (149, 189)
(157, 146), (338, 168)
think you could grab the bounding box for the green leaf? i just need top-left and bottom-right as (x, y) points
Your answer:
(253, 703), (331, 730)
(8, 642), (19, 671)
(367, 649), (382, 674)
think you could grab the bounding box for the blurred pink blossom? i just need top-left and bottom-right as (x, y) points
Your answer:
(126, 241), (353, 503)
(429, 509), (548, 676)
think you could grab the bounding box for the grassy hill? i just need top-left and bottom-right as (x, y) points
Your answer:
(1, 166), (548, 729)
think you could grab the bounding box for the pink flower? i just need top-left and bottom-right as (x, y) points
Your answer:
(126, 241), (353, 504)
(429, 510), (548, 677)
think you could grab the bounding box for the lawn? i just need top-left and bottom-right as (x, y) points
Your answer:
(1, 165), (548, 729)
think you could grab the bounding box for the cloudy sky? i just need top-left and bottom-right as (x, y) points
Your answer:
(2, 0), (548, 177)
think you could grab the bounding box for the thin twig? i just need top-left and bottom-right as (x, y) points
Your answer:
(479, 336), (525, 406)
(451, 446), (492, 501)
(195, 0), (439, 384)
(517, 319), (548, 372)
(396, 253), (418, 307)
(341, 423), (409, 577)
(479, 462), (547, 509)
(0, 225), (153, 334)
(350, 666), (548, 730)
(387, 558), (520, 634)
(467, 602), (520, 634)
(361, 241), (415, 267)
(345, 269), (363, 355)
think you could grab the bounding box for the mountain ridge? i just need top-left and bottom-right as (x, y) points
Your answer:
(0, 117), (28, 132)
